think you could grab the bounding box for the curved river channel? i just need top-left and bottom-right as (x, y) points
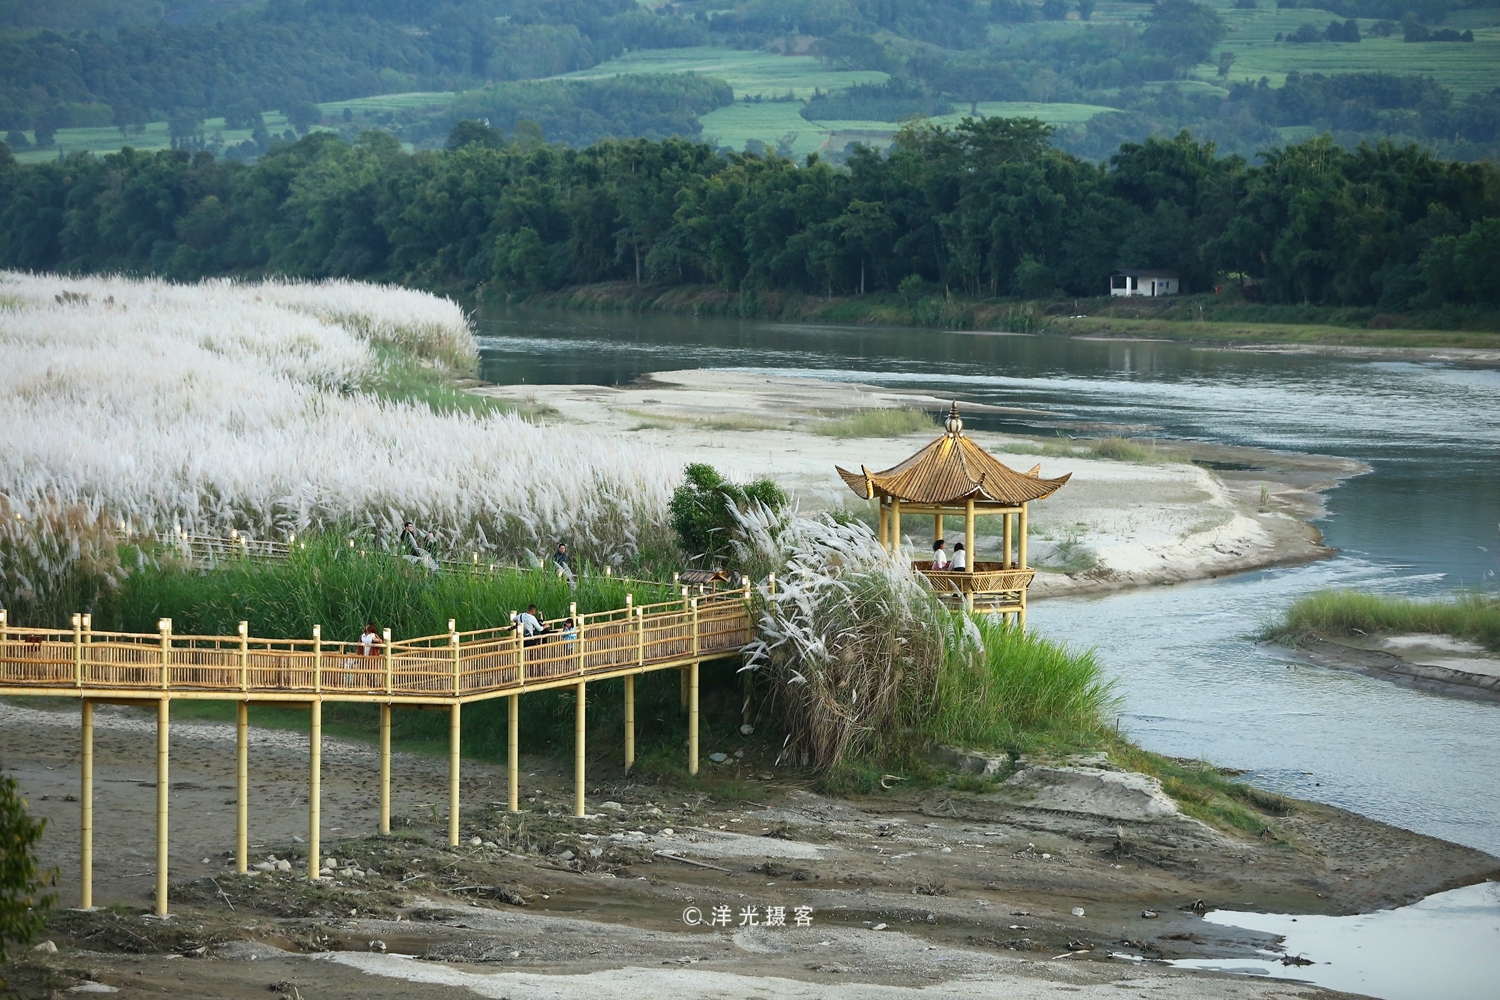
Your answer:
(475, 310), (1500, 998)
(475, 307), (1500, 854)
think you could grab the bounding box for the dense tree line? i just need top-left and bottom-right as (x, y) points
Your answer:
(2, 119), (1497, 310)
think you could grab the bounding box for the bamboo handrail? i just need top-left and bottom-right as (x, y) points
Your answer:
(0, 581), (755, 703)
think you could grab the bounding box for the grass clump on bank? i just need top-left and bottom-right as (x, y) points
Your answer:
(815, 408), (936, 439)
(1265, 589), (1500, 653)
(927, 617), (1116, 755)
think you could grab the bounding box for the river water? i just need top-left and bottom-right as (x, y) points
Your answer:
(475, 308), (1500, 862)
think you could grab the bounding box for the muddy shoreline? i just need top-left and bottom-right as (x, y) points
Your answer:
(3, 699), (1496, 999)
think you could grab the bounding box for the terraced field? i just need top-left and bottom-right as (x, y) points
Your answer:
(555, 46), (888, 99)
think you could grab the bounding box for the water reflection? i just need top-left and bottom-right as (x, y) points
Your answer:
(1168, 881), (1500, 1000)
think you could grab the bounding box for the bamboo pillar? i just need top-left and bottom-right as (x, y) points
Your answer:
(308, 699), (321, 881)
(82, 614), (91, 687)
(573, 681), (587, 818)
(934, 513), (943, 546)
(154, 697), (169, 915)
(688, 659), (700, 776)
(623, 674), (635, 774)
(236, 701), (248, 873)
(378, 704), (391, 834)
(1003, 511), (1014, 570)
(507, 694), (519, 813)
(964, 497), (976, 615)
(382, 628), (393, 696)
(1018, 504), (1029, 630)
(448, 703), (461, 846)
(158, 619), (171, 690)
(891, 500), (902, 560)
(878, 501), (889, 552)
(236, 621), (249, 693)
(72, 614), (82, 686)
(80, 700), (93, 909)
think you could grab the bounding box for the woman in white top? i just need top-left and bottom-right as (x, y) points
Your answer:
(950, 543), (966, 571)
(931, 539), (949, 570)
(360, 623), (381, 656)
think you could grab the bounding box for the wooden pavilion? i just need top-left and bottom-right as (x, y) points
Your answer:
(837, 402), (1070, 623)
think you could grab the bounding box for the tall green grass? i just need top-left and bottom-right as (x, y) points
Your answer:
(1265, 589), (1500, 653)
(94, 534), (672, 641)
(925, 616), (1116, 754)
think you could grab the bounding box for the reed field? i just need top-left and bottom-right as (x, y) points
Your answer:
(0, 273), (680, 600)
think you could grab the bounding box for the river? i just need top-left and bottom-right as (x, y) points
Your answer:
(475, 307), (1500, 860)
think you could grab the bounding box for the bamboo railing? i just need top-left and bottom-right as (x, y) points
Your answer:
(0, 588), (753, 704)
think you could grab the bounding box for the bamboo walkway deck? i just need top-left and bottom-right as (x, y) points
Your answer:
(0, 581), (755, 916)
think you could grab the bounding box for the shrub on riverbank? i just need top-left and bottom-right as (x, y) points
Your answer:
(1265, 589), (1500, 652)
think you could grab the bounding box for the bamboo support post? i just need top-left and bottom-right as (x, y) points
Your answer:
(80, 700), (93, 909)
(448, 703), (461, 846)
(573, 681), (586, 818)
(451, 623), (460, 697)
(964, 497), (976, 614)
(236, 701), (248, 873)
(934, 513), (943, 547)
(1018, 504), (1029, 571)
(878, 502), (889, 552)
(382, 628), (393, 695)
(635, 606), (644, 665)
(158, 619), (171, 690)
(155, 697), (169, 915)
(1003, 512), (1014, 570)
(623, 673), (635, 774)
(379, 703), (391, 834)
(313, 624), (322, 693)
(572, 602), (583, 675)
(72, 614), (82, 686)
(237, 621), (248, 693)
(892, 499), (902, 557)
(688, 659), (700, 777)
(507, 694), (519, 813)
(309, 699), (321, 881)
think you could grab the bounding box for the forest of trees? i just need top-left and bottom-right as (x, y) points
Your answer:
(2, 120), (1496, 308)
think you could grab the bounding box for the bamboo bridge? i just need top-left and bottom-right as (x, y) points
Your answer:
(0, 584), (753, 915)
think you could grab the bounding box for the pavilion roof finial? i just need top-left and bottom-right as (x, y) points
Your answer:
(944, 401), (963, 436)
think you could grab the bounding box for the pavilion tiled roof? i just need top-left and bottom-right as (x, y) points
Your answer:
(836, 403), (1070, 506)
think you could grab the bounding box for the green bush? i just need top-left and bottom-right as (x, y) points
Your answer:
(0, 771), (52, 961)
(669, 464), (786, 566)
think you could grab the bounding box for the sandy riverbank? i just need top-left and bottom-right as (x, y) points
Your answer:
(5, 699), (1496, 1000)
(476, 369), (1364, 598)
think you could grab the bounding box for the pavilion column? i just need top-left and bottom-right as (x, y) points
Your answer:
(1018, 504), (1030, 631)
(892, 500), (902, 561)
(878, 501), (889, 553)
(964, 496), (976, 614)
(1003, 510), (1014, 570)
(934, 513), (943, 548)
